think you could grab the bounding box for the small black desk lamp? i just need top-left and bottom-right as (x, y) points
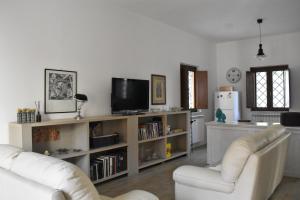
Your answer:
(74, 94), (88, 120)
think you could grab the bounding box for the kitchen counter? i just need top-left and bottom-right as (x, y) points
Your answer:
(206, 121), (300, 131)
(206, 121), (300, 178)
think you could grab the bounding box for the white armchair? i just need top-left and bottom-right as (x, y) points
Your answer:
(0, 144), (158, 200)
(173, 125), (290, 200)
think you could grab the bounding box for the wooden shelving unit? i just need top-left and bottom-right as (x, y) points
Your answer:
(9, 111), (190, 184)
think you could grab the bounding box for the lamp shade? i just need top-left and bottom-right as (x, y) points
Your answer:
(74, 94), (88, 101)
(256, 43), (266, 60)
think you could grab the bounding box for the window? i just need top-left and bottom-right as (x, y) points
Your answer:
(188, 71), (195, 109)
(246, 65), (290, 111)
(180, 64), (208, 110)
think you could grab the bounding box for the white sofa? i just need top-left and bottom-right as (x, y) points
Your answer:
(0, 145), (158, 200)
(173, 125), (290, 200)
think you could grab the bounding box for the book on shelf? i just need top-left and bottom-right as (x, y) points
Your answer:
(138, 121), (163, 141)
(90, 151), (127, 181)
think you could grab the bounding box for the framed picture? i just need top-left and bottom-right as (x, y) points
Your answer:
(44, 69), (77, 114)
(151, 74), (166, 105)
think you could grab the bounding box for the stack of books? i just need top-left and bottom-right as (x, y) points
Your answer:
(138, 121), (163, 141)
(90, 151), (127, 181)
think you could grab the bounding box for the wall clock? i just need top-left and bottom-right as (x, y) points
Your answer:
(226, 67), (241, 83)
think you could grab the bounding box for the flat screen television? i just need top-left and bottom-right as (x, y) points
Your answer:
(111, 78), (149, 114)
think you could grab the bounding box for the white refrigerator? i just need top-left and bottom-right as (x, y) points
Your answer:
(215, 91), (240, 122)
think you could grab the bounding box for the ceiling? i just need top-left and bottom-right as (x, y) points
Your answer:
(104, 0), (300, 42)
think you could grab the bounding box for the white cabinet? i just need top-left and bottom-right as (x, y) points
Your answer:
(191, 114), (205, 147)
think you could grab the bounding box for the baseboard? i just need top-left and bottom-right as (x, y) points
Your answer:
(284, 170), (300, 178)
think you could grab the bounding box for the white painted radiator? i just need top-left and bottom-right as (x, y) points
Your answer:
(251, 112), (281, 123)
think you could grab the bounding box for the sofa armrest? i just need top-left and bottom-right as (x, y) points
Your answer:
(173, 165), (234, 193)
(108, 190), (158, 200)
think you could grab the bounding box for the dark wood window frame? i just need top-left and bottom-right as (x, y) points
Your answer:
(180, 64), (197, 111)
(248, 65), (290, 111)
(180, 63), (208, 111)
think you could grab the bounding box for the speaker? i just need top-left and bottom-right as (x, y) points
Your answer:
(280, 112), (300, 126)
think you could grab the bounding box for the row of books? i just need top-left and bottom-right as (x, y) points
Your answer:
(90, 151), (127, 181)
(138, 121), (163, 141)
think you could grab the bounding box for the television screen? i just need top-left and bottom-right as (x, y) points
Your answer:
(111, 78), (149, 113)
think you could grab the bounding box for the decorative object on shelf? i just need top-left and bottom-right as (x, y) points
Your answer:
(138, 120), (163, 141)
(169, 107), (183, 112)
(35, 101), (42, 122)
(226, 67), (241, 83)
(51, 148), (82, 157)
(171, 128), (184, 133)
(219, 85), (234, 91)
(150, 108), (161, 112)
(216, 108), (226, 123)
(17, 108), (36, 123)
(30, 109), (36, 122)
(167, 125), (171, 134)
(256, 18), (267, 60)
(44, 69), (77, 114)
(32, 127), (60, 143)
(21, 109), (27, 123)
(166, 143), (172, 159)
(151, 74), (166, 105)
(44, 150), (50, 156)
(90, 133), (120, 149)
(152, 152), (159, 159)
(74, 93), (88, 120)
(17, 109), (22, 123)
(90, 122), (103, 137)
(145, 148), (153, 161)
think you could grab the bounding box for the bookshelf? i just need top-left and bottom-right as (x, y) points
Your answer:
(9, 111), (190, 183)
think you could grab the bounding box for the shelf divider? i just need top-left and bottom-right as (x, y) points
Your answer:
(89, 142), (128, 154)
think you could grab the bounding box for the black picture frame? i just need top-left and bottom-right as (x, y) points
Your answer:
(44, 69), (77, 114)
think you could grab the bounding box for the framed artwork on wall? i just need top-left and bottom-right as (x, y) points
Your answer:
(151, 74), (166, 105)
(44, 69), (77, 114)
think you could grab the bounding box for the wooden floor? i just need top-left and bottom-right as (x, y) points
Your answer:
(97, 147), (300, 200)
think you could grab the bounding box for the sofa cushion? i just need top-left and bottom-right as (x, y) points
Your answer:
(10, 152), (100, 200)
(221, 125), (286, 183)
(0, 168), (65, 200)
(0, 144), (22, 170)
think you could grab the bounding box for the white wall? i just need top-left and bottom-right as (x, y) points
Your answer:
(216, 32), (300, 119)
(0, 0), (217, 143)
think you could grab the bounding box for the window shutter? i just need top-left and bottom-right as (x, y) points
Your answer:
(246, 71), (255, 108)
(195, 71), (208, 109)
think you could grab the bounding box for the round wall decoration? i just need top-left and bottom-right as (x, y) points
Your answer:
(226, 67), (242, 83)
